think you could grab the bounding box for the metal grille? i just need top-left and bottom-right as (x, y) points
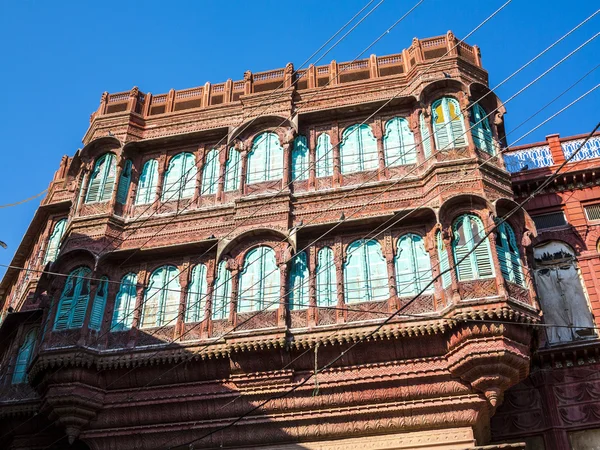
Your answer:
(585, 204), (600, 221)
(532, 212), (567, 229)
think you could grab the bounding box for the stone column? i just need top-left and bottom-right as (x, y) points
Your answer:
(332, 123), (342, 188)
(175, 260), (191, 341)
(229, 265), (240, 326)
(334, 237), (346, 323)
(202, 260), (215, 338)
(383, 233), (399, 311)
(374, 118), (386, 181)
(308, 246), (317, 327)
(128, 267), (148, 348)
(308, 128), (317, 191)
(278, 261), (289, 327)
(154, 151), (168, 212)
(216, 145), (227, 203)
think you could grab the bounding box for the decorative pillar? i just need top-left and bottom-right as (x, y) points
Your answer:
(410, 111), (426, 168)
(240, 147), (249, 196)
(97, 280), (119, 350)
(216, 145), (227, 203)
(308, 128), (317, 191)
(128, 266), (148, 348)
(308, 245), (317, 327)
(127, 86), (139, 113)
(175, 260), (191, 341)
(332, 123), (342, 188)
(486, 213), (508, 299)
(374, 117), (386, 181)
(442, 226), (461, 303)
(75, 168), (91, 216)
(41, 286), (61, 350)
(109, 157), (125, 212)
(282, 129), (295, 189)
(383, 233), (399, 311)
(446, 31), (459, 57)
(278, 260), (289, 327)
(193, 147), (204, 207)
(154, 151), (167, 212)
(334, 237), (346, 323)
(458, 92), (477, 157)
(229, 263), (240, 326)
(78, 276), (100, 346)
(202, 260), (215, 338)
(546, 134), (565, 165)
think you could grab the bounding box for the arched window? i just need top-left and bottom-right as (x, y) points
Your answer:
(395, 234), (433, 297)
(496, 222), (525, 286)
(86, 153), (117, 203)
(112, 273), (137, 331)
(89, 276), (108, 331)
(470, 104), (494, 154)
(436, 231), (452, 288)
(289, 251), (309, 309)
(185, 264), (208, 322)
(419, 113), (432, 158)
(316, 133), (334, 178)
(135, 159), (159, 205)
(12, 328), (38, 384)
(533, 241), (596, 344)
(201, 149), (220, 195)
(344, 239), (389, 303)
(116, 159), (133, 205)
(452, 214), (494, 281)
(247, 132), (283, 184)
(141, 265), (181, 328)
(54, 267), (91, 330)
(162, 152), (197, 201)
(212, 260), (232, 320)
(432, 97), (467, 151)
(340, 124), (378, 174)
(292, 135), (309, 181)
(316, 247), (337, 307)
(238, 246), (280, 312)
(43, 218), (67, 265)
(224, 148), (241, 192)
(384, 117), (416, 166)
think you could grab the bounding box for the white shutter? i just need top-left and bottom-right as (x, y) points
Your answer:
(316, 133), (334, 178)
(360, 125), (379, 171)
(437, 232), (452, 288)
(340, 126), (361, 174)
(181, 153), (197, 199)
(420, 114), (432, 158)
(366, 240), (389, 300)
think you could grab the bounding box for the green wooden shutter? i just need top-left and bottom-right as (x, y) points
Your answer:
(384, 117), (416, 167)
(135, 159), (158, 205)
(433, 99), (451, 151)
(86, 153), (116, 203)
(446, 98), (467, 148)
(340, 126), (361, 174)
(224, 148), (241, 191)
(70, 270), (91, 328)
(12, 328), (38, 384)
(185, 264), (208, 322)
(248, 134), (268, 184)
(116, 160), (133, 205)
(507, 224), (525, 286)
(366, 239), (389, 300)
(316, 133), (334, 178)
(289, 251), (309, 309)
(158, 266), (181, 326)
(453, 215), (494, 281)
(54, 267), (91, 330)
(212, 261), (232, 320)
(112, 273), (137, 331)
(292, 136), (309, 181)
(54, 273), (76, 330)
(262, 247), (280, 310)
(181, 153), (197, 198)
(267, 133), (284, 181)
(420, 113), (432, 158)
(44, 218), (67, 265)
(395, 235), (416, 297)
(201, 150), (219, 195)
(360, 125), (379, 171)
(316, 247), (337, 307)
(89, 277), (108, 331)
(437, 231), (452, 288)
(496, 222), (525, 286)
(470, 104), (494, 154)
(344, 240), (365, 303)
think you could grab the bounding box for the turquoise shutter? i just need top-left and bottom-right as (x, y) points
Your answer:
(54, 267), (91, 330)
(238, 248), (261, 312)
(471, 217), (494, 278)
(470, 104), (494, 154)
(54, 273), (76, 330)
(496, 222), (525, 286)
(86, 153), (116, 203)
(395, 235), (416, 297)
(340, 126), (361, 174)
(185, 264), (208, 322)
(201, 150), (219, 195)
(420, 114), (432, 158)
(238, 247), (280, 311)
(70, 270), (91, 328)
(507, 225), (525, 286)
(12, 328), (38, 384)
(366, 240), (389, 300)
(384, 118), (416, 167)
(437, 232), (452, 288)
(142, 267), (163, 327)
(159, 265), (181, 326)
(44, 218), (67, 265)
(447, 98), (467, 148)
(267, 133), (284, 181)
(344, 240), (366, 303)
(360, 125), (379, 171)
(116, 160), (133, 205)
(89, 277), (109, 331)
(85, 156), (103, 203)
(433, 99), (451, 151)
(248, 134), (268, 184)
(212, 261), (232, 320)
(453, 215), (494, 281)
(289, 251), (309, 309)
(162, 154), (183, 201)
(316, 133), (334, 178)
(316, 247), (337, 307)
(224, 148), (241, 191)
(262, 247), (280, 310)
(413, 235), (433, 292)
(181, 152), (197, 198)
(112, 273), (137, 331)
(135, 159), (159, 205)
(292, 136), (309, 181)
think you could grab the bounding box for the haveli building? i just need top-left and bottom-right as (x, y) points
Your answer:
(0, 31), (597, 450)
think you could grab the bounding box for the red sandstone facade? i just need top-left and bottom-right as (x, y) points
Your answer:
(0, 33), (546, 450)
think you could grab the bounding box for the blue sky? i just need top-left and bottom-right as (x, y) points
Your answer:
(0, 0), (598, 276)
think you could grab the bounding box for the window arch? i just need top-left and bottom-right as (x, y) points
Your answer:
(395, 234), (433, 297)
(141, 265), (181, 328)
(289, 251), (309, 309)
(43, 218), (67, 265)
(89, 276), (109, 331)
(135, 159), (159, 205)
(54, 266), (92, 330)
(452, 214), (494, 281)
(496, 222), (525, 286)
(247, 132), (283, 184)
(470, 104), (494, 154)
(238, 246), (280, 312)
(316, 133), (334, 178)
(291, 135), (309, 181)
(344, 239), (389, 303)
(86, 153), (117, 203)
(201, 149), (220, 195)
(340, 124), (378, 174)
(384, 117), (416, 166)
(112, 273), (137, 331)
(185, 264), (208, 322)
(212, 260), (232, 320)
(116, 159), (133, 205)
(224, 147), (241, 192)
(316, 247), (337, 307)
(162, 152), (197, 201)
(12, 328), (38, 384)
(436, 231), (452, 288)
(432, 97), (467, 151)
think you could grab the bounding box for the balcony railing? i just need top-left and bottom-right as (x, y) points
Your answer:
(504, 145), (554, 173)
(562, 135), (600, 162)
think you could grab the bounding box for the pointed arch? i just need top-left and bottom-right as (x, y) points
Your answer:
(395, 234), (433, 297)
(432, 97), (467, 151)
(141, 265), (181, 328)
(135, 159), (159, 205)
(86, 153), (117, 203)
(452, 214), (494, 281)
(316, 133), (334, 178)
(12, 328), (38, 384)
(289, 251), (309, 309)
(43, 218), (67, 265)
(340, 124), (378, 174)
(212, 260), (232, 320)
(162, 152), (197, 201)
(112, 272), (138, 331)
(384, 117), (416, 166)
(316, 247), (337, 307)
(247, 132), (283, 184)
(185, 264), (208, 322)
(201, 149), (220, 195)
(238, 246), (280, 312)
(54, 266), (92, 330)
(344, 239), (389, 303)
(224, 147), (241, 192)
(291, 135), (309, 181)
